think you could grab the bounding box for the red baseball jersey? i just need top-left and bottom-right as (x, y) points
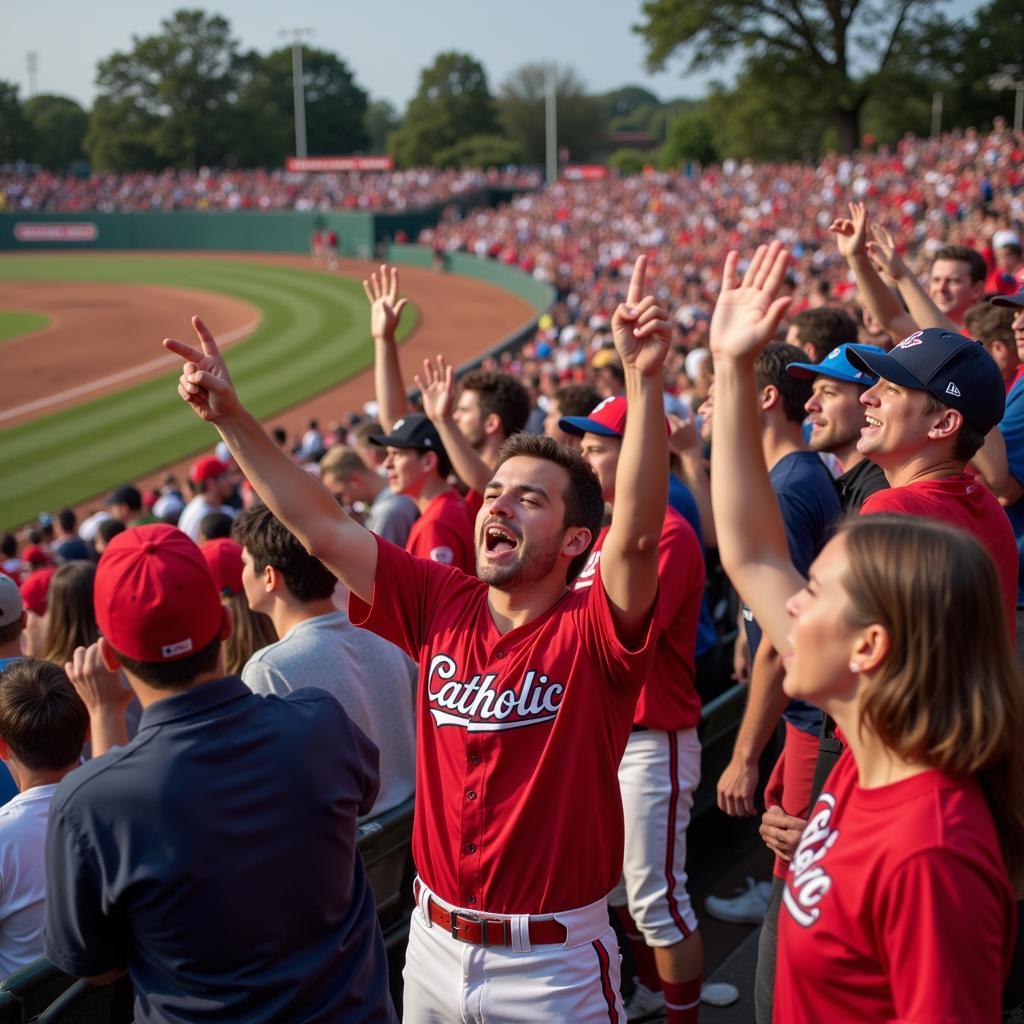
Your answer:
(775, 750), (1014, 1023)
(574, 508), (705, 730)
(405, 489), (474, 573)
(860, 473), (1017, 633)
(350, 537), (659, 914)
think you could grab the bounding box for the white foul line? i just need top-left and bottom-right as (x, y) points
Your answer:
(0, 317), (261, 425)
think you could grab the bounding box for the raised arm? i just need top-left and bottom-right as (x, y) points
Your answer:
(867, 224), (959, 333)
(830, 202), (918, 341)
(165, 318), (378, 603)
(709, 244), (806, 656)
(364, 264), (413, 432)
(669, 410), (717, 548)
(971, 426), (1024, 505)
(601, 255), (670, 634)
(415, 355), (493, 493)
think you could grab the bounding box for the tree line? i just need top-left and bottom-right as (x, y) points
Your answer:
(0, 1), (1021, 174)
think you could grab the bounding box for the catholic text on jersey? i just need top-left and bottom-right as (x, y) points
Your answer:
(426, 653), (565, 731)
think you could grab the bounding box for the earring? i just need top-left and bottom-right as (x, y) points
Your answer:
(848, 662), (860, 673)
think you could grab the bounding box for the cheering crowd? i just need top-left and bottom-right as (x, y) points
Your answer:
(2, 129), (1024, 1023)
(0, 166), (540, 214)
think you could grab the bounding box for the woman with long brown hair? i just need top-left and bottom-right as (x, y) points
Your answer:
(708, 243), (1023, 1022)
(39, 561), (99, 668)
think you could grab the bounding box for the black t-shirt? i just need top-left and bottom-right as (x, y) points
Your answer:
(835, 457), (889, 514)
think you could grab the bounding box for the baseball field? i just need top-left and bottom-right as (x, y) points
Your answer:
(0, 253), (535, 530)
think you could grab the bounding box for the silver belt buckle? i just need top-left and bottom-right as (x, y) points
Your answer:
(451, 912), (509, 945)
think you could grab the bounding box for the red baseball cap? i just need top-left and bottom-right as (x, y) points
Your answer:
(559, 395), (671, 438)
(189, 455), (230, 484)
(200, 538), (244, 596)
(94, 524), (224, 662)
(21, 545), (53, 568)
(20, 568), (56, 616)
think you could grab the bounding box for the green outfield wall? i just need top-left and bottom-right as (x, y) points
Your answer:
(0, 187), (534, 259)
(0, 210), (376, 257)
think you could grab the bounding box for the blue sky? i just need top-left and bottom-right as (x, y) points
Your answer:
(4, 0), (987, 112)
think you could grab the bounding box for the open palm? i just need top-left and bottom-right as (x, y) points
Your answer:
(363, 264), (408, 339)
(414, 355), (455, 422)
(709, 242), (792, 360)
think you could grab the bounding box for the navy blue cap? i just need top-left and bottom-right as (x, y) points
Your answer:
(786, 344), (886, 385)
(368, 413), (444, 452)
(846, 328), (1005, 435)
(991, 291), (1024, 309)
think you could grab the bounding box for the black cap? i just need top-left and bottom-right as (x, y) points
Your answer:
(368, 413), (443, 452)
(846, 328), (1005, 435)
(107, 484), (142, 510)
(991, 291), (1024, 309)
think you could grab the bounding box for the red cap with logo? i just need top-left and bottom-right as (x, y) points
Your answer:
(189, 455), (230, 484)
(200, 538), (244, 596)
(558, 395), (670, 438)
(19, 568), (56, 616)
(94, 524), (224, 661)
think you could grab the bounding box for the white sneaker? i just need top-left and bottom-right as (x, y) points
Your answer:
(624, 981), (665, 1022)
(701, 981), (740, 1007)
(704, 876), (773, 924)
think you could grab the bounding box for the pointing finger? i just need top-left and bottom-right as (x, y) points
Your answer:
(163, 337), (203, 364)
(626, 254), (647, 307)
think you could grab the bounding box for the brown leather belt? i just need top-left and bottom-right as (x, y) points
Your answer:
(423, 895), (568, 946)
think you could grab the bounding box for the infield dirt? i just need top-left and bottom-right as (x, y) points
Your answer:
(4, 252), (534, 514)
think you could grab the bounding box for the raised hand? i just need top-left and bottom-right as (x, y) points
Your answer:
(163, 316), (240, 423)
(866, 223), (909, 283)
(414, 355), (456, 423)
(828, 200), (869, 261)
(709, 242), (792, 361)
(611, 255), (672, 378)
(363, 264), (408, 341)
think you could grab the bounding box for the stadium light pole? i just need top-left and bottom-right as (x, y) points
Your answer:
(544, 65), (558, 184)
(280, 28), (314, 158)
(989, 65), (1024, 134)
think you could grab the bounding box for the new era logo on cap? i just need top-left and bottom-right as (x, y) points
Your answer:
(368, 413), (442, 451)
(161, 639), (194, 659)
(846, 328), (1004, 435)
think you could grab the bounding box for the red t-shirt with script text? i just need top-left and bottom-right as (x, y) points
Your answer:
(775, 750), (1014, 1023)
(350, 537), (658, 914)
(574, 508), (705, 730)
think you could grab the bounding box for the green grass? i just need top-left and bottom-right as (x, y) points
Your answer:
(0, 309), (50, 343)
(0, 254), (416, 529)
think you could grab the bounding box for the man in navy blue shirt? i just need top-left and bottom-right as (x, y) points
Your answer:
(43, 524), (395, 1023)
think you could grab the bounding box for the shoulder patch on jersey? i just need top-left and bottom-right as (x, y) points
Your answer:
(430, 546), (454, 564)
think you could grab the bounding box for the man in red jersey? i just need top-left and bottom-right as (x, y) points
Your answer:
(165, 255), (671, 1022)
(846, 327), (1017, 628)
(367, 414), (474, 572)
(562, 395), (713, 1024)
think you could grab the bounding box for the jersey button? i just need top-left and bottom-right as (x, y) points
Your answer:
(466, 895), (476, 905)
(470, 755), (481, 766)
(465, 842), (476, 853)
(495, 651), (505, 659)
(467, 790), (477, 800)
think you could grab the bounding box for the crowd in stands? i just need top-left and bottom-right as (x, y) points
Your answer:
(0, 166), (541, 214)
(1, 125), (1024, 1022)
